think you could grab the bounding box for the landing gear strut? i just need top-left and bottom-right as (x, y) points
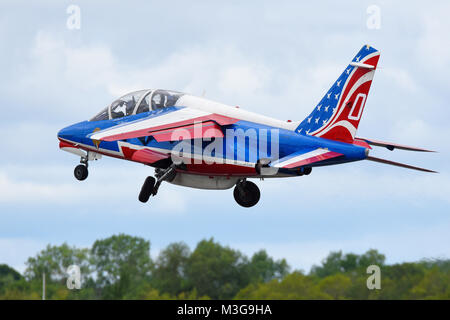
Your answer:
(233, 179), (260, 208)
(74, 156), (89, 181)
(138, 165), (177, 203)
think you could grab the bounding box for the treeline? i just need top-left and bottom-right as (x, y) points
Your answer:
(0, 234), (448, 299)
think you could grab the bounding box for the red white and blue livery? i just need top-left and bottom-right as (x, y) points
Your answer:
(58, 45), (436, 207)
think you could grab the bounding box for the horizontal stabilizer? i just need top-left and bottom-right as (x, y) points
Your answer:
(357, 137), (435, 152)
(366, 156), (437, 173)
(271, 148), (343, 169)
(349, 62), (375, 69)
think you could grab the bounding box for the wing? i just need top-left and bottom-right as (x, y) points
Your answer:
(356, 137), (435, 152)
(89, 107), (237, 142)
(271, 148), (343, 169)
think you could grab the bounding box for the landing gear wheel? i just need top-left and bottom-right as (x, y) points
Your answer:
(74, 164), (88, 181)
(233, 181), (260, 208)
(139, 176), (156, 203)
(303, 167), (312, 175)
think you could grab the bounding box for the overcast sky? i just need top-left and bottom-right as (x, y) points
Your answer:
(0, 0), (449, 273)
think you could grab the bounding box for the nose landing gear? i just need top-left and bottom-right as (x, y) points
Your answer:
(74, 164), (88, 181)
(233, 179), (260, 208)
(73, 151), (101, 181)
(74, 156), (89, 181)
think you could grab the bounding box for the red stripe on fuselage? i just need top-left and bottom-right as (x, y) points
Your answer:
(101, 113), (238, 142)
(151, 121), (224, 142)
(283, 151), (342, 168)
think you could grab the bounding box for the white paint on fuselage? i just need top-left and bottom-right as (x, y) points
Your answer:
(176, 95), (300, 131)
(90, 107), (211, 140)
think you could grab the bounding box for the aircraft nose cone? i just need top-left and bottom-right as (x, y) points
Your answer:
(57, 126), (71, 140)
(57, 121), (88, 142)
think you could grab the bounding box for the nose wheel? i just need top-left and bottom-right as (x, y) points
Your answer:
(73, 155), (89, 181)
(233, 180), (260, 208)
(74, 164), (88, 181)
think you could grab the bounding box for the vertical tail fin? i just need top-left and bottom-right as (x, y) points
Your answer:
(295, 45), (380, 143)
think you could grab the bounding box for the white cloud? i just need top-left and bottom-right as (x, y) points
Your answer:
(219, 65), (270, 95)
(0, 238), (47, 273)
(261, 165), (449, 205)
(382, 67), (418, 93)
(0, 172), (77, 205)
(416, 3), (450, 71)
(0, 163), (188, 215)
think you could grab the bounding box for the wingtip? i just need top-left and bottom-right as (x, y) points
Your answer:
(414, 148), (437, 153)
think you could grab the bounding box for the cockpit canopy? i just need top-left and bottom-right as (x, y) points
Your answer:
(90, 89), (184, 121)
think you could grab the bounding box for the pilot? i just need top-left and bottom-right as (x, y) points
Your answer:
(111, 101), (127, 118)
(152, 94), (166, 110)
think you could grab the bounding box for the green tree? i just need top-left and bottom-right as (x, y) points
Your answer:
(310, 249), (386, 278)
(318, 274), (352, 299)
(248, 250), (289, 283)
(310, 251), (345, 277)
(0, 264), (23, 293)
(411, 267), (450, 299)
(91, 234), (153, 299)
(24, 243), (90, 285)
(185, 238), (250, 299)
(152, 242), (190, 296)
(378, 263), (425, 299)
(358, 249), (385, 269)
(236, 272), (330, 299)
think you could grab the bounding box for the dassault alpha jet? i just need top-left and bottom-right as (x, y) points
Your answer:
(58, 45), (435, 207)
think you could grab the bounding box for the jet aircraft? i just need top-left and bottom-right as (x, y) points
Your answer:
(58, 45), (435, 207)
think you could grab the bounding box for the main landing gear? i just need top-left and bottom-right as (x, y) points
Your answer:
(233, 179), (260, 208)
(138, 165), (177, 203)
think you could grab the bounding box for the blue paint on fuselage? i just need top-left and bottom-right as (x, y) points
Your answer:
(58, 107), (367, 167)
(224, 120), (367, 165)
